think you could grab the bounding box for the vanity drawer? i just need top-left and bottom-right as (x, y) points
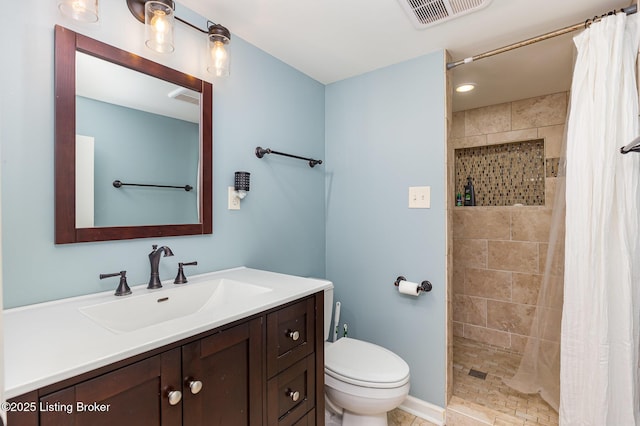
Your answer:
(267, 355), (316, 426)
(267, 297), (315, 377)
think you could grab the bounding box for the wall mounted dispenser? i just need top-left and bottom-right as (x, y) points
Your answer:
(229, 171), (250, 210)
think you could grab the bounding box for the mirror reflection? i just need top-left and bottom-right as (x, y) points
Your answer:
(75, 52), (200, 228)
(54, 25), (212, 244)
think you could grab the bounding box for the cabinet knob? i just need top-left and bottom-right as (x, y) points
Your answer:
(286, 329), (300, 341)
(286, 389), (300, 402)
(167, 389), (182, 406)
(187, 379), (203, 395)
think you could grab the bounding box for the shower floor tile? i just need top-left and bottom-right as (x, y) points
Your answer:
(452, 336), (558, 425)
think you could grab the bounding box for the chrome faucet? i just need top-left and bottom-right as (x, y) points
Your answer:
(148, 244), (174, 289)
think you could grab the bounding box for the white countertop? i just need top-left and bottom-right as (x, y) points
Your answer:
(4, 267), (332, 399)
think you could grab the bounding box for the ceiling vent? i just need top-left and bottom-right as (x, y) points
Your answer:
(397, 0), (493, 29)
(168, 88), (200, 106)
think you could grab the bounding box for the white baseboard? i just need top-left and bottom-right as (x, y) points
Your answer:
(399, 395), (446, 426)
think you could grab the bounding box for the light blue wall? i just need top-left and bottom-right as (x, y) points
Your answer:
(325, 53), (447, 405)
(76, 96), (199, 226)
(3, 0), (448, 409)
(1, 2), (325, 308)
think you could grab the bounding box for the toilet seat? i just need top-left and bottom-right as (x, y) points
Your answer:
(325, 338), (410, 389)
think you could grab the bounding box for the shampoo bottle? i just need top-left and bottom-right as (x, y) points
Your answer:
(464, 177), (476, 206)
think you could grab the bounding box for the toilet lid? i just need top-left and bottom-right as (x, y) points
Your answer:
(325, 338), (410, 388)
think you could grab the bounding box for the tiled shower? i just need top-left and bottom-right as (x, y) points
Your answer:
(447, 92), (566, 424)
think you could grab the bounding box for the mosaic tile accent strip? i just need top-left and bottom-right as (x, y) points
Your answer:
(545, 158), (560, 178)
(455, 140), (545, 206)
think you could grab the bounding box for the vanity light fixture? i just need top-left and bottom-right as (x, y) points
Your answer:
(126, 0), (232, 76)
(207, 23), (231, 77)
(455, 83), (476, 93)
(58, 0), (99, 23)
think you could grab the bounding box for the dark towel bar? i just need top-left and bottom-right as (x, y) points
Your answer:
(255, 146), (323, 168)
(112, 180), (193, 191)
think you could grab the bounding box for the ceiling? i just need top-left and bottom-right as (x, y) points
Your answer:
(177, 0), (633, 111)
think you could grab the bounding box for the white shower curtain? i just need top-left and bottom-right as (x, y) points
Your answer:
(561, 12), (640, 426)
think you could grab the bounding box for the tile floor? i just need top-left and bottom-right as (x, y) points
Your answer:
(360, 336), (559, 426)
(451, 336), (558, 425)
(388, 408), (439, 426)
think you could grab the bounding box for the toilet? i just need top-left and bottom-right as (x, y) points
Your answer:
(323, 288), (410, 426)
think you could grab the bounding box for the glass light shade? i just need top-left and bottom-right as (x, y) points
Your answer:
(58, 0), (99, 23)
(145, 1), (175, 54)
(207, 35), (230, 77)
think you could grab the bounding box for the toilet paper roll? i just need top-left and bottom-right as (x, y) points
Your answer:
(398, 280), (420, 296)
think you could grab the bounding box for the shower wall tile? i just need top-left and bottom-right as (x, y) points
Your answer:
(453, 268), (465, 295)
(509, 334), (529, 353)
(511, 273), (542, 305)
(486, 300), (536, 335)
(466, 296), (488, 327)
(545, 177), (557, 207)
(454, 295), (487, 326)
(451, 135), (488, 149)
(539, 242), (564, 277)
(464, 268), (512, 301)
(486, 129), (537, 145)
(453, 321), (464, 337)
(465, 103), (511, 136)
(539, 124), (565, 158)
(453, 111), (465, 138)
(488, 240), (539, 273)
(453, 209), (510, 240)
(449, 92), (566, 353)
(453, 239), (488, 269)
(463, 324), (510, 348)
(511, 92), (567, 130)
(453, 295), (467, 323)
(511, 209), (552, 242)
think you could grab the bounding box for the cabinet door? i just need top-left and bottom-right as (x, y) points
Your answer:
(182, 318), (263, 426)
(39, 348), (182, 426)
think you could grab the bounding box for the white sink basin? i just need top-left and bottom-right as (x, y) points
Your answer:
(79, 278), (271, 334)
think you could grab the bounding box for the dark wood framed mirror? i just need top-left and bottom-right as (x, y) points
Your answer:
(54, 25), (212, 244)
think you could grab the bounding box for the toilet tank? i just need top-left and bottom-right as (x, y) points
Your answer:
(324, 287), (333, 341)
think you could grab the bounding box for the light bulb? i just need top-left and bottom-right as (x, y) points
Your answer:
(151, 11), (169, 45)
(212, 41), (227, 65)
(208, 40), (230, 77)
(58, 0), (99, 22)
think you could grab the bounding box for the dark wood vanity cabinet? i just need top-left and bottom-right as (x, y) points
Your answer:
(39, 349), (182, 426)
(182, 318), (263, 425)
(8, 292), (324, 426)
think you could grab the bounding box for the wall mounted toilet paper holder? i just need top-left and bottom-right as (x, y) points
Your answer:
(394, 276), (433, 293)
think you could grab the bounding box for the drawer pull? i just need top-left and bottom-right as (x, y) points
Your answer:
(187, 379), (203, 395)
(167, 389), (182, 406)
(286, 329), (300, 341)
(286, 389), (300, 402)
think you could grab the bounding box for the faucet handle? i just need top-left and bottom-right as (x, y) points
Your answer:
(100, 271), (132, 296)
(174, 261), (198, 285)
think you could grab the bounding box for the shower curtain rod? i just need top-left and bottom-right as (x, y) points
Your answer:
(447, 4), (637, 70)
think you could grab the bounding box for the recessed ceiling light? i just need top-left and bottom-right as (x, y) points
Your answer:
(456, 83), (476, 93)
